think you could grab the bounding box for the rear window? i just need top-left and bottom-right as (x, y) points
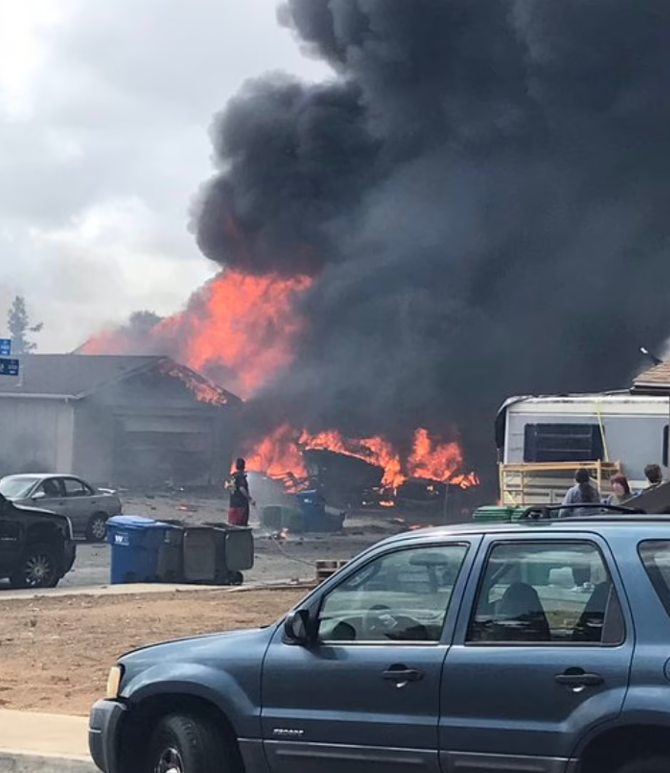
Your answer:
(638, 541), (670, 616)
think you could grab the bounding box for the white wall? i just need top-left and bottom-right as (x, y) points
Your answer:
(0, 398), (74, 473)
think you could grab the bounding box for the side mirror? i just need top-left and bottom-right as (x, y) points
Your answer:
(283, 610), (314, 646)
(32, 492), (46, 501)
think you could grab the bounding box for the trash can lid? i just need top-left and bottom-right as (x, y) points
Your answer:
(296, 490), (325, 502)
(107, 515), (172, 530)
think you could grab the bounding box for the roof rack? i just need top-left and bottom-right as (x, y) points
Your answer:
(520, 503), (647, 520)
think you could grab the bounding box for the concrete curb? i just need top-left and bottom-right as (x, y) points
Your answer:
(0, 752), (96, 772)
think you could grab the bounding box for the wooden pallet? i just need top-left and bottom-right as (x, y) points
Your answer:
(315, 559), (348, 582)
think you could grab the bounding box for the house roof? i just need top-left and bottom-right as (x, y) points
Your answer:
(631, 361), (670, 394)
(0, 354), (240, 405)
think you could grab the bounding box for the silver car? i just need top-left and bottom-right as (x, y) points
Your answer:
(0, 473), (122, 542)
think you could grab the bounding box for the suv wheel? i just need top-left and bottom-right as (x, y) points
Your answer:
(145, 714), (234, 773)
(12, 543), (60, 589)
(86, 512), (108, 543)
(615, 758), (670, 773)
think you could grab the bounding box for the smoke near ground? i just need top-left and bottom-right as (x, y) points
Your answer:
(191, 0), (670, 482)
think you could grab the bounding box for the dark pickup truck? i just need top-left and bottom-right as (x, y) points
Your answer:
(90, 512), (670, 773)
(0, 491), (76, 588)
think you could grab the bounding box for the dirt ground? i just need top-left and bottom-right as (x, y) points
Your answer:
(0, 588), (305, 716)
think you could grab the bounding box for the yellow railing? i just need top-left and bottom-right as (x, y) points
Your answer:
(499, 461), (623, 507)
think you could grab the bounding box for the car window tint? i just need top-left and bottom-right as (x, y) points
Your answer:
(467, 542), (624, 646)
(38, 479), (62, 498)
(318, 544), (469, 644)
(62, 478), (91, 497)
(639, 541), (670, 618)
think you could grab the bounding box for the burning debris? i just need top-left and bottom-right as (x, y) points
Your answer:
(244, 423), (477, 492)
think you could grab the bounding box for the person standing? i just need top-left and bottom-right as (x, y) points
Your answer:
(559, 469), (601, 518)
(606, 474), (632, 506)
(226, 458), (255, 527)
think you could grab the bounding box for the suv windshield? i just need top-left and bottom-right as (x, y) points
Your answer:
(0, 477), (39, 499)
(639, 541), (670, 616)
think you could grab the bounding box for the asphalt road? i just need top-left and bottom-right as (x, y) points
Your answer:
(57, 529), (386, 589)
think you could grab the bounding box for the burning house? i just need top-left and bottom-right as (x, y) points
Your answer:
(0, 354), (240, 488)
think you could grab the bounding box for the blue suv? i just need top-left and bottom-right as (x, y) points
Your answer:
(89, 511), (670, 773)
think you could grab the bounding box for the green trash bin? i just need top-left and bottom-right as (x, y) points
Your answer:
(473, 505), (526, 522)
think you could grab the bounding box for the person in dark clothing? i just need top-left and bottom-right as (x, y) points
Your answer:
(227, 458), (254, 527)
(559, 469), (601, 518)
(644, 464), (664, 490)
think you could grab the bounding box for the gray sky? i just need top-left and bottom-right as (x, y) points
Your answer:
(0, 0), (326, 351)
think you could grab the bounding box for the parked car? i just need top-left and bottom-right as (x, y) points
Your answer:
(90, 507), (670, 773)
(0, 491), (76, 588)
(0, 473), (122, 542)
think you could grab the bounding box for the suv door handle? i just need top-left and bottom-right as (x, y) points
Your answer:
(382, 667), (424, 683)
(555, 670), (604, 687)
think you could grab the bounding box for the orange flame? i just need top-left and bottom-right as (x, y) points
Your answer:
(81, 270), (312, 399)
(80, 269), (478, 490)
(244, 423), (477, 490)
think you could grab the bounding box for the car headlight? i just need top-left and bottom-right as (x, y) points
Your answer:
(106, 665), (124, 700)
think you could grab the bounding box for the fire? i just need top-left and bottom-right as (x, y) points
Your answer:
(80, 267), (479, 490)
(81, 269), (312, 399)
(408, 428), (465, 485)
(245, 423), (306, 479)
(244, 423), (477, 490)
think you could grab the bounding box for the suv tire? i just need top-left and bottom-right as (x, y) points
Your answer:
(86, 512), (108, 543)
(615, 757), (670, 773)
(11, 543), (60, 589)
(145, 713), (235, 773)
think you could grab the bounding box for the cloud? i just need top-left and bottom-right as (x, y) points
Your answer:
(0, 0), (327, 351)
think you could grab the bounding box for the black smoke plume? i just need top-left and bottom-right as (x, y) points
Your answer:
(193, 0), (670, 487)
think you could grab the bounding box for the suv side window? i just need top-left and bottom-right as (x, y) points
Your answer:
(318, 544), (469, 644)
(467, 541), (625, 646)
(62, 478), (92, 497)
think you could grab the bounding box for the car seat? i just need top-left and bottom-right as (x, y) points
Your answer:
(494, 582), (551, 642)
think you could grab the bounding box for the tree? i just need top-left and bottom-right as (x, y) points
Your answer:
(7, 296), (43, 355)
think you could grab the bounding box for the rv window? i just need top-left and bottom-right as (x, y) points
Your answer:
(524, 424), (605, 464)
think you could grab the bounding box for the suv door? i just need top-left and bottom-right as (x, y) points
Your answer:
(261, 539), (479, 773)
(439, 534), (634, 772)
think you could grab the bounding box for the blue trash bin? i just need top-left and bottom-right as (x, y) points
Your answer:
(296, 491), (327, 533)
(107, 516), (175, 584)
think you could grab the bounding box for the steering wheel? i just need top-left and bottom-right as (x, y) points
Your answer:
(363, 604), (397, 640)
(363, 604), (426, 641)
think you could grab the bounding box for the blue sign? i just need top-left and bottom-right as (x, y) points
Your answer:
(0, 358), (19, 377)
(0, 339), (10, 356)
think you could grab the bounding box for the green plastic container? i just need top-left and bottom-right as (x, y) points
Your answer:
(473, 505), (526, 522)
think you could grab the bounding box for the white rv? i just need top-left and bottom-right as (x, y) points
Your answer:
(496, 392), (670, 505)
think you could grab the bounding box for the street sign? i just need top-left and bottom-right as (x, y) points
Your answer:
(0, 358), (19, 377)
(0, 339), (10, 356)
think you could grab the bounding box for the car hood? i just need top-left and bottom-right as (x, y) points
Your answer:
(118, 625), (278, 671)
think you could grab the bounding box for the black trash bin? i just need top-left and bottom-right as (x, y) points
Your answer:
(156, 527), (184, 583)
(182, 526), (254, 585)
